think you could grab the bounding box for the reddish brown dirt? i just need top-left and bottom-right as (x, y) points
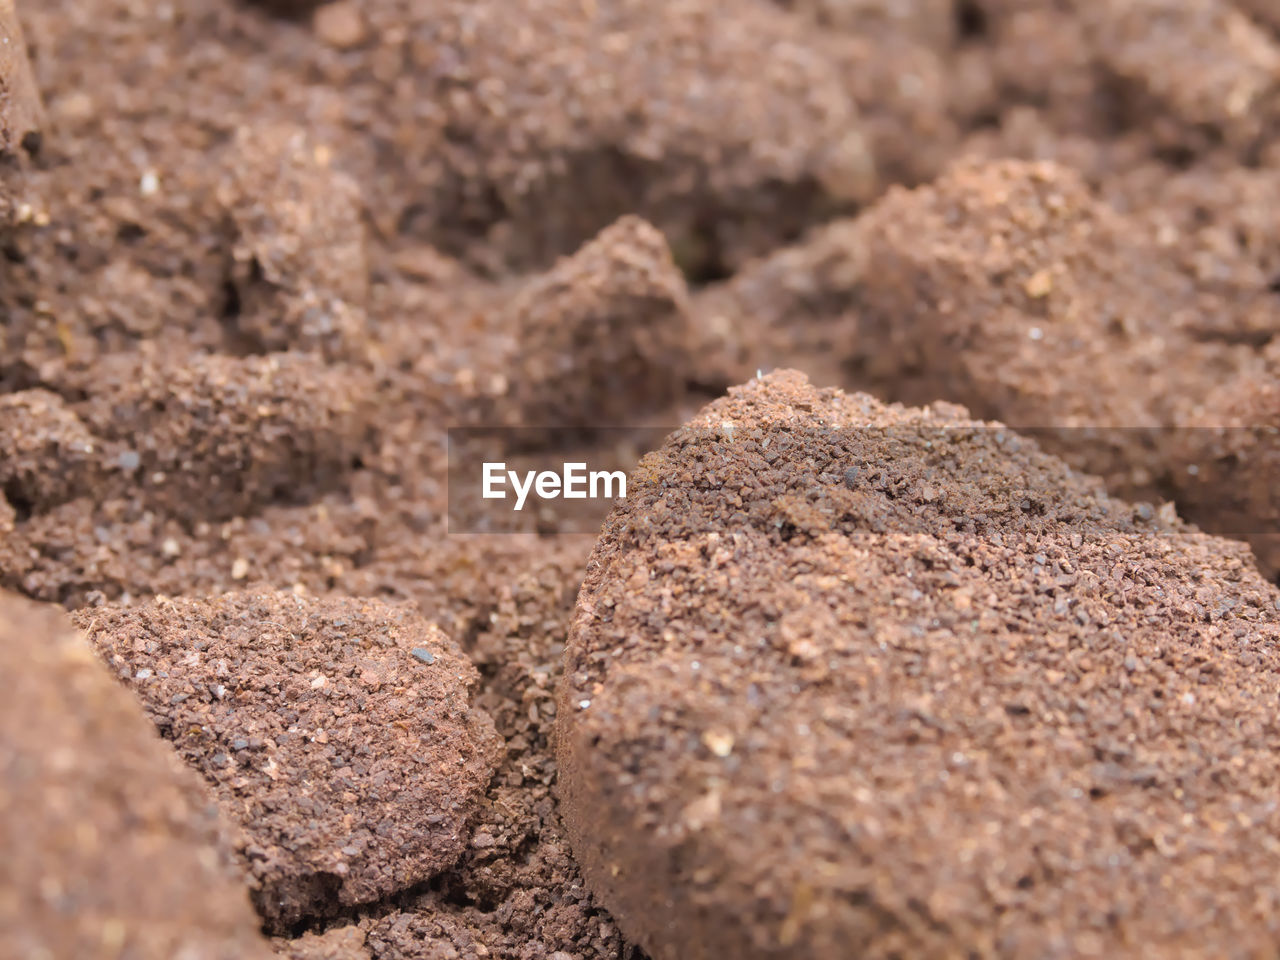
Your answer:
(2, 0), (1280, 957)
(470, 216), (693, 433)
(0, 590), (273, 960)
(75, 592), (502, 932)
(559, 371), (1280, 959)
(0, 0), (41, 222)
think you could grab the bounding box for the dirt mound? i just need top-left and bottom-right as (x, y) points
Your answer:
(5, 0), (1280, 956)
(851, 158), (1280, 571)
(559, 371), (1280, 959)
(854, 158), (1217, 426)
(1, 352), (370, 524)
(76, 591), (502, 931)
(472, 215), (693, 432)
(0, 590), (272, 959)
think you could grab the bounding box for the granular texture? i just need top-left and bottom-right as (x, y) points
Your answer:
(76, 351), (373, 522)
(559, 371), (1280, 960)
(475, 216), (693, 431)
(0, 590), (272, 960)
(0, 388), (98, 515)
(0, 0), (41, 222)
(851, 158), (1277, 569)
(353, 534), (637, 960)
(6, 0), (1280, 956)
(854, 158), (1221, 428)
(961, 0), (1280, 165)
(1078, 0), (1280, 155)
(76, 591), (503, 931)
(1174, 340), (1280, 583)
(274, 926), (371, 960)
(289, 0), (876, 272)
(1105, 162), (1280, 343)
(219, 123), (370, 359)
(690, 218), (867, 391)
(0, 353), (370, 525)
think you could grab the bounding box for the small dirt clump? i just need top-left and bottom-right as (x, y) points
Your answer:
(76, 591), (503, 932)
(0, 590), (272, 960)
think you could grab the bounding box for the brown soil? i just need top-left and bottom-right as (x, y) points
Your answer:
(559, 371), (1280, 959)
(1, 0), (1280, 957)
(0, 590), (273, 960)
(75, 592), (502, 932)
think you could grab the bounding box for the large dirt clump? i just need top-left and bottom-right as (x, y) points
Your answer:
(559, 370), (1280, 960)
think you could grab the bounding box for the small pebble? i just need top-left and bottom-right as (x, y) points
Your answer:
(702, 730), (735, 758)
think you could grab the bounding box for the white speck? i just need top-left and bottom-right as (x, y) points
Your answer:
(1182, 692), (1196, 706)
(691, 661), (701, 671)
(139, 169), (160, 196)
(702, 730), (734, 757)
(230, 557), (250, 580)
(135, 668), (152, 680)
(756, 369), (763, 379)
(161, 537), (181, 558)
(1029, 327), (1044, 341)
(213, 684), (227, 699)
(310, 675), (327, 690)
(1186, 464), (1199, 476)
(578, 699), (591, 710)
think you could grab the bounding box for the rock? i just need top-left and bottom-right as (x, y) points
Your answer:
(0, 590), (271, 960)
(76, 591), (503, 931)
(558, 370), (1280, 959)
